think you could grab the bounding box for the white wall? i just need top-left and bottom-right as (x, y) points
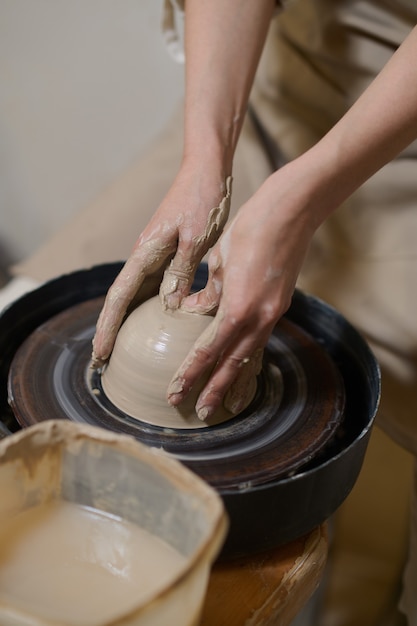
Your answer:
(0, 0), (184, 268)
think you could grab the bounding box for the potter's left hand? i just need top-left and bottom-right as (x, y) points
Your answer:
(91, 172), (232, 368)
(167, 166), (318, 420)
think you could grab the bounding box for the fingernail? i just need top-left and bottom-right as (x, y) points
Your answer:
(167, 393), (182, 407)
(167, 377), (184, 396)
(224, 380), (257, 415)
(90, 351), (104, 370)
(197, 406), (210, 421)
(161, 291), (182, 311)
(167, 378), (186, 405)
(223, 394), (244, 415)
(161, 272), (179, 296)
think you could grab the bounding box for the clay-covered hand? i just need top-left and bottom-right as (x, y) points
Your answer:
(167, 166), (319, 421)
(91, 172), (232, 368)
(168, 21), (417, 419)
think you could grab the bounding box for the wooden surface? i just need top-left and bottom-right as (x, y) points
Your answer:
(201, 525), (328, 626)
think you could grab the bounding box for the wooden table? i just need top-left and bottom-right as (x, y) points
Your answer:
(201, 525), (327, 626)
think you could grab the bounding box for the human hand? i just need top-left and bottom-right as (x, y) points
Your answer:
(167, 167), (318, 420)
(91, 171), (232, 368)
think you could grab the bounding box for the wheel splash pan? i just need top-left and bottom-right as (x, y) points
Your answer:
(0, 263), (380, 558)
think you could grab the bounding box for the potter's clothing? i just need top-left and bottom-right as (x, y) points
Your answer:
(10, 1), (417, 623)
(248, 2), (417, 622)
(249, 0), (417, 452)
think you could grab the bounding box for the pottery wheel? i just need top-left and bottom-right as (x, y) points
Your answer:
(7, 297), (345, 490)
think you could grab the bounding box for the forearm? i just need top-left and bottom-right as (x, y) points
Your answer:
(297, 25), (417, 227)
(182, 0), (276, 175)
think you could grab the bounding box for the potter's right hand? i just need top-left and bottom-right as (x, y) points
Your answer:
(91, 171), (232, 368)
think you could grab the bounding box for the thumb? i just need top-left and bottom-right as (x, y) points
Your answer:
(160, 176), (232, 310)
(180, 278), (221, 315)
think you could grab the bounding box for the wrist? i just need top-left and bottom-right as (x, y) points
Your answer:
(181, 142), (233, 185)
(256, 150), (339, 240)
(274, 145), (351, 229)
(173, 156), (232, 210)
(182, 121), (236, 176)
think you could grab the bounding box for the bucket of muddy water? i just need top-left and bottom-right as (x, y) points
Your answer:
(0, 420), (228, 625)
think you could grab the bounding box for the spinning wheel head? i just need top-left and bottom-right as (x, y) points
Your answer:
(8, 296), (344, 490)
(0, 263), (380, 558)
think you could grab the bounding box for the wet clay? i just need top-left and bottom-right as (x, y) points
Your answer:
(101, 295), (242, 428)
(159, 176), (232, 308)
(0, 499), (187, 625)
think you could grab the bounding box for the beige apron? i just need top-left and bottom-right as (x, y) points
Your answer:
(12, 1), (417, 622)
(250, 3), (417, 622)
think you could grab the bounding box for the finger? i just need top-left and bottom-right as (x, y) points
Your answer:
(167, 295), (271, 420)
(180, 279), (221, 316)
(167, 299), (267, 416)
(91, 238), (175, 367)
(159, 255), (199, 311)
(195, 339), (267, 421)
(166, 309), (230, 404)
(223, 347), (264, 414)
(160, 177), (231, 309)
(179, 246), (223, 314)
(192, 175), (232, 250)
(166, 252), (233, 400)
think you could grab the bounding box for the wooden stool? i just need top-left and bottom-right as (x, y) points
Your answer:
(201, 524), (327, 626)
